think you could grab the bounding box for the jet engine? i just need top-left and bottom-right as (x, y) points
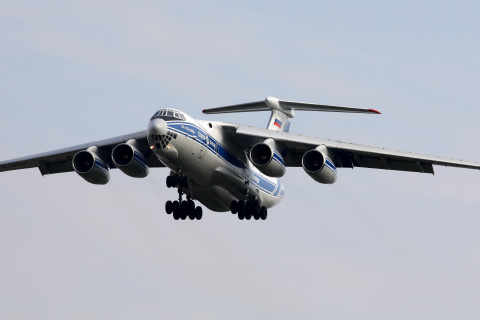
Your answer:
(302, 146), (337, 184)
(72, 147), (110, 185)
(249, 142), (286, 177)
(111, 142), (149, 178)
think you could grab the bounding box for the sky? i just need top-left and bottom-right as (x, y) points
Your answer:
(1, 1), (480, 319)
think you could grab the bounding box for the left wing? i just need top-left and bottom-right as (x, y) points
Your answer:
(0, 130), (164, 175)
(221, 123), (480, 174)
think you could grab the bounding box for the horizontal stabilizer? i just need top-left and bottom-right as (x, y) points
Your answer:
(203, 97), (381, 115)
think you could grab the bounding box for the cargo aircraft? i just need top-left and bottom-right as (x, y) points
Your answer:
(1, 97), (480, 221)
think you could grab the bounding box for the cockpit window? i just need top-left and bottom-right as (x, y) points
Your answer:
(150, 109), (186, 121)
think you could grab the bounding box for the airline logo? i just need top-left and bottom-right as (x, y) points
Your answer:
(274, 119), (282, 128)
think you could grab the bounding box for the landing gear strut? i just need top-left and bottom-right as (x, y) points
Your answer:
(164, 172), (203, 221)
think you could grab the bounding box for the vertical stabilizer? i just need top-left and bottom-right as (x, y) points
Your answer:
(264, 97), (294, 132)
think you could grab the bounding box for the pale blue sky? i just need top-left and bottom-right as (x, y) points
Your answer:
(1, 1), (480, 319)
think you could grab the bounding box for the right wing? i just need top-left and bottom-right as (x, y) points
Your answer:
(222, 123), (480, 174)
(0, 130), (164, 175)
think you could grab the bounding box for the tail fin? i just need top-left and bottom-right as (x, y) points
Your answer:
(264, 97), (293, 132)
(202, 96), (380, 132)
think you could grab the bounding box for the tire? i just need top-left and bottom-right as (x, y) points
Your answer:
(188, 201), (196, 220)
(195, 206), (203, 220)
(237, 201), (245, 214)
(252, 201), (260, 219)
(166, 176), (172, 188)
(172, 201), (180, 219)
(244, 201), (253, 220)
(188, 200), (195, 212)
(230, 200), (238, 214)
(254, 200), (260, 213)
(173, 208), (180, 220)
(180, 201), (188, 220)
(165, 201), (173, 214)
(260, 206), (267, 220)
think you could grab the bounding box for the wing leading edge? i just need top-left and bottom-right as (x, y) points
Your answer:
(0, 130), (164, 175)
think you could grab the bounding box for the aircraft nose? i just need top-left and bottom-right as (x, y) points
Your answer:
(148, 118), (168, 136)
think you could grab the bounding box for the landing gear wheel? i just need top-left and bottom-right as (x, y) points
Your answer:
(260, 206), (267, 220)
(166, 176), (172, 188)
(165, 201), (173, 214)
(252, 201), (260, 220)
(180, 201), (188, 220)
(230, 200), (238, 214)
(173, 201), (180, 220)
(244, 201), (253, 220)
(237, 201), (245, 215)
(195, 206), (203, 220)
(188, 201), (196, 220)
(188, 200), (195, 212)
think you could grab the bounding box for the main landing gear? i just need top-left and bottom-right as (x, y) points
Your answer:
(165, 173), (203, 220)
(230, 199), (267, 220)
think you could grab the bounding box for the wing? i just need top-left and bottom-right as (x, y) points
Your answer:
(0, 130), (164, 175)
(221, 123), (480, 174)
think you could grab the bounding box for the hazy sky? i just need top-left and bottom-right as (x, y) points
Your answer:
(1, 1), (480, 319)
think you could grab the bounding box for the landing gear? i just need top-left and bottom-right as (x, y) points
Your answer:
(168, 198), (202, 220)
(230, 199), (267, 221)
(165, 171), (203, 221)
(166, 174), (188, 189)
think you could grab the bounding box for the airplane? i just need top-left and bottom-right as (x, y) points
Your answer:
(1, 96), (480, 221)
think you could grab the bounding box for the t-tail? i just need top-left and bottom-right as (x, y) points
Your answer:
(203, 96), (380, 132)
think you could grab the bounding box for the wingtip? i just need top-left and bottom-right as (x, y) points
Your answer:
(369, 109), (381, 114)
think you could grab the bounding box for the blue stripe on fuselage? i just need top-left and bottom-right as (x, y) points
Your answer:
(165, 121), (282, 196)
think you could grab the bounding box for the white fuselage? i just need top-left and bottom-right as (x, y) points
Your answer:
(147, 113), (285, 212)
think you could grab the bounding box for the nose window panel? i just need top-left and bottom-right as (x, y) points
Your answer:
(152, 131), (176, 150)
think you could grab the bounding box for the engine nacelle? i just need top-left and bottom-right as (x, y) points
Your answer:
(302, 147), (337, 184)
(111, 142), (149, 178)
(72, 147), (110, 185)
(250, 142), (286, 177)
